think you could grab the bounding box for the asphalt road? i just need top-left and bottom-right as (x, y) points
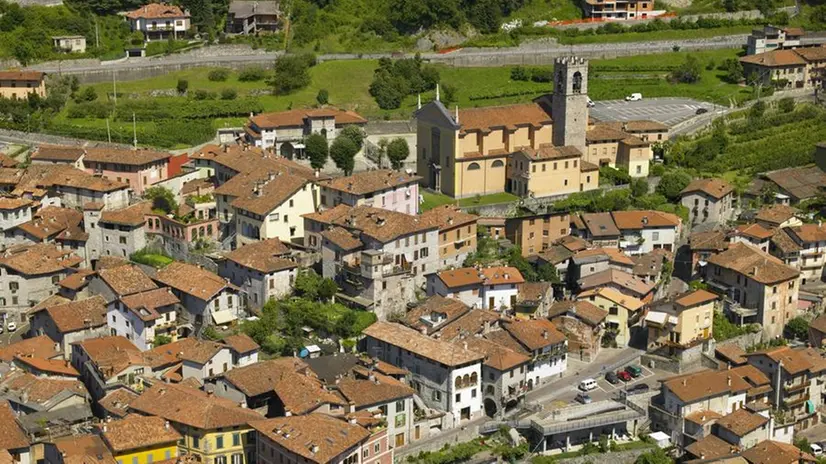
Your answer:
(590, 97), (719, 127)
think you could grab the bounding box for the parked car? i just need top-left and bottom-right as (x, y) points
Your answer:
(812, 444), (823, 457)
(6, 322), (15, 332)
(579, 378), (598, 391)
(628, 383), (650, 395)
(625, 93), (643, 101)
(605, 372), (619, 384)
(575, 393), (592, 404)
(617, 370), (632, 382)
(625, 365), (643, 378)
(587, 97), (595, 107)
(696, 108), (708, 115)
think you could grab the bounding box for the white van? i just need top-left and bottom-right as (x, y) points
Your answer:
(625, 93), (643, 101)
(579, 378), (598, 391)
(812, 444), (823, 456)
(587, 97), (595, 107)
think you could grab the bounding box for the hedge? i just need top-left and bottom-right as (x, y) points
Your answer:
(47, 119), (215, 148)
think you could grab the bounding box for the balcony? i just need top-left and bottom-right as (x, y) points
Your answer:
(784, 382), (808, 394)
(784, 394), (810, 408)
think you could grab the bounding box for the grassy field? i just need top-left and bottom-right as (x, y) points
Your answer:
(421, 191), (457, 211)
(58, 48), (750, 146)
(555, 25), (755, 44)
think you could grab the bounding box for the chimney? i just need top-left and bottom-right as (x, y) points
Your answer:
(727, 376), (732, 387)
(102, 424), (108, 433)
(752, 266), (758, 275)
(463, 342), (468, 350)
(682, 378), (687, 386)
(164, 421), (170, 430)
(310, 444), (319, 454)
(542, 330), (548, 340)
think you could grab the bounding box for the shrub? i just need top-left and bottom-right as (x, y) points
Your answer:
(238, 66), (268, 82)
(369, 56), (440, 110)
(191, 89), (215, 100)
(220, 88), (238, 100)
(207, 68), (230, 82)
(271, 53), (316, 95)
(316, 88), (329, 105)
(511, 66), (530, 81)
(176, 79), (189, 94)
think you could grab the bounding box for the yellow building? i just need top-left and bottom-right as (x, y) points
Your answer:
(129, 382), (264, 464)
(645, 289), (717, 350)
(577, 287), (644, 347)
(101, 415), (181, 464)
(508, 145), (599, 197)
(0, 71), (46, 100)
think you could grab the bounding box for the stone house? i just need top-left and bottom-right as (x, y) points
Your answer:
(680, 178), (736, 226)
(52, 35), (86, 53)
(548, 300), (607, 362)
(485, 319), (567, 389)
(714, 408), (771, 450)
(755, 204), (802, 229)
(514, 281), (554, 319)
(507, 146), (599, 198)
(611, 210), (681, 255)
(705, 242), (800, 339)
(568, 247), (634, 283)
(146, 337), (234, 384)
(428, 266), (524, 312)
(29, 145), (86, 169)
(572, 212), (620, 248)
(505, 212), (570, 257)
(420, 205), (479, 268)
(70, 336), (150, 402)
(688, 231), (729, 278)
(317, 170), (420, 215)
(107, 287), (180, 350)
(15, 165), (129, 211)
(219, 238), (299, 309)
(28, 296), (109, 358)
(222, 333), (259, 367)
(78, 147), (171, 195)
(782, 223), (826, 285)
(730, 223), (774, 254)
(0, 370), (89, 415)
(227, 0), (280, 34)
(577, 268), (656, 303)
(85, 202), (150, 262)
(88, 263), (158, 306)
(244, 108), (368, 155)
(0, 196), (33, 232)
(576, 287), (644, 347)
(463, 337), (530, 418)
(154, 262), (242, 330)
(0, 401), (32, 464)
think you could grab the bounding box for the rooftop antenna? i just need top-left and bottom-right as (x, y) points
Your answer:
(436, 84), (440, 102)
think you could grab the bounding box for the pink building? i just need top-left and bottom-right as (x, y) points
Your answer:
(145, 214), (220, 243)
(251, 414), (393, 464)
(82, 147), (172, 195)
(318, 170), (421, 215)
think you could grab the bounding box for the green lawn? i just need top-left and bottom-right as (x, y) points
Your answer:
(506, 0), (583, 23)
(555, 25), (755, 45)
(458, 192), (520, 207)
(420, 191), (457, 211)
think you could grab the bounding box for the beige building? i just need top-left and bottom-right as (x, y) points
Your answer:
(0, 71), (46, 100)
(505, 212), (571, 256)
(706, 242), (800, 339)
(420, 205), (479, 268)
(507, 146), (599, 198)
(576, 286), (644, 347)
(680, 178), (736, 226)
(645, 289), (717, 350)
(740, 45), (826, 90)
(52, 36), (86, 53)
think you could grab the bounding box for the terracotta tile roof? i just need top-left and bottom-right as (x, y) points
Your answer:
(96, 256), (130, 271)
(536, 245), (574, 265)
(180, 178), (213, 196)
(16, 206), (84, 241)
(75, 336), (146, 380)
(148, 337), (226, 366)
(191, 144), (317, 180)
(273, 370), (346, 415)
(796, 347), (826, 373)
(733, 223), (774, 241)
(580, 160), (599, 172)
(31, 145), (85, 162)
(731, 364), (771, 388)
(222, 358), (308, 397)
(0, 154), (15, 168)
(125, 3), (189, 19)
(787, 223), (826, 243)
(502, 319), (566, 351)
(223, 238), (295, 273)
(337, 371), (415, 407)
(675, 289), (718, 308)
(632, 249), (669, 277)
(684, 409), (723, 425)
(120, 288), (179, 322)
(0, 336), (59, 362)
(14, 356), (78, 377)
(556, 235), (590, 252)
(578, 268), (654, 298)
(685, 434), (737, 460)
(53, 434), (116, 464)
(98, 265), (158, 297)
(586, 124), (631, 143)
(250, 414), (370, 464)
(740, 49), (806, 67)
(517, 144), (582, 161)
(223, 333), (259, 354)
(437, 266), (524, 288)
(249, 108), (367, 129)
(155, 262), (232, 301)
(129, 382), (263, 430)
(611, 210), (681, 229)
(98, 388), (138, 419)
(483, 330), (526, 355)
(0, 401), (29, 451)
(305, 205), (438, 244)
(58, 269), (95, 291)
(402, 295), (470, 335)
(662, 369), (751, 403)
(33, 296), (107, 334)
(319, 170), (420, 195)
(689, 230), (729, 252)
(741, 440), (816, 464)
(580, 212), (620, 237)
(0, 371), (87, 405)
(230, 173), (308, 216)
(0, 71), (43, 81)
(810, 314), (826, 335)
(83, 147), (171, 166)
(0, 168), (23, 186)
(794, 45), (826, 61)
(755, 204), (798, 226)
(783, 27), (805, 36)
(17, 164), (127, 193)
(457, 103), (551, 134)
(716, 408), (768, 437)
(0, 244), (79, 277)
(707, 242), (799, 285)
(436, 309), (502, 341)
(0, 196), (30, 210)
(771, 228), (801, 255)
(577, 287), (644, 311)
(612, 120), (670, 132)
(680, 178), (734, 200)
(745, 346), (817, 375)
(101, 415), (182, 453)
(321, 227), (364, 251)
(573, 247), (634, 266)
(547, 300), (607, 327)
(716, 344), (748, 365)
(462, 337), (530, 371)
(363, 322), (483, 366)
(419, 205), (478, 231)
(100, 202), (151, 227)
(517, 281), (552, 304)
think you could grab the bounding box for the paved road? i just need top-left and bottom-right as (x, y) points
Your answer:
(590, 97), (717, 127)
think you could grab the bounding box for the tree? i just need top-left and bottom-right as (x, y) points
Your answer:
(634, 448), (673, 464)
(376, 138), (389, 168)
(720, 58), (744, 83)
(294, 270), (337, 301)
(749, 100), (767, 121)
(812, 5), (826, 27)
(537, 264), (560, 284)
(785, 317), (809, 340)
(441, 82), (458, 105)
(339, 125), (365, 151)
(778, 97), (795, 113)
(630, 178), (649, 197)
(330, 136), (358, 175)
(669, 55), (702, 84)
(305, 133), (329, 170)
(386, 137), (410, 170)
(144, 186), (177, 214)
(176, 79), (189, 94)
(655, 170), (693, 201)
(316, 88), (329, 105)
(271, 54), (315, 95)
(153, 335), (172, 347)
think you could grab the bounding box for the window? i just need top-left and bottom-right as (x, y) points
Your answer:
(455, 393), (461, 402)
(216, 435), (224, 449)
(231, 454), (243, 464)
(375, 443), (381, 454)
(147, 456), (153, 464)
(9, 282), (18, 291)
(652, 232), (660, 241)
(214, 457), (227, 464)
(471, 389), (477, 398)
(468, 163), (481, 171)
(432, 390), (441, 401)
(119, 236), (127, 244)
(233, 433), (241, 446)
(395, 400), (405, 411)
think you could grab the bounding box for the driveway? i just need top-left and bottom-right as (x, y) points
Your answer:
(590, 97), (720, 127)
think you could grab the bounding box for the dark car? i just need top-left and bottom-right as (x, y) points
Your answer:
(605, 371), (619, 384)
(617, 370), (632, 382)
(696, 108), (709, 115)
(576, 393), (592, 404)
(625, 365), (643, 378)
(628, 383), (650, 394)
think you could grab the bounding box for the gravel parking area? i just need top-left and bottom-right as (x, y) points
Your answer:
(591, 97), (719, 126)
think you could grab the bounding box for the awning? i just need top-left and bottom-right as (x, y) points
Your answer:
(212, 310), (237, 325)
(807, 400), (815, 414)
